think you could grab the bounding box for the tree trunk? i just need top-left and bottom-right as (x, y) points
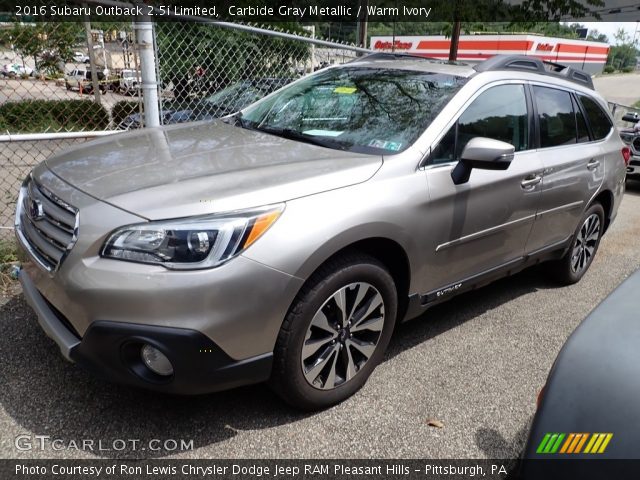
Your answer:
(357, 0), (369, 50)
(449, 21), (461, 61)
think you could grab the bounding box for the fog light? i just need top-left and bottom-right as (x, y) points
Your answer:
(141, 344), (173, 376)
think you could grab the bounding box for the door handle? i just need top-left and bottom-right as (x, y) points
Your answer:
(587, 159), (601, 171)
(521, 174), (542, 189)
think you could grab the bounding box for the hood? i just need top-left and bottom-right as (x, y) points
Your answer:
(46, 121), (382, 220)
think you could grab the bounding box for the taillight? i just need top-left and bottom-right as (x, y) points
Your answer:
(622, 146), (631, 166)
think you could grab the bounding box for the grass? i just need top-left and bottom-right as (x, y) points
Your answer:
(634, 100), (640, 109)
(0, 239), (18, 264)
(0, 239), (20, 293)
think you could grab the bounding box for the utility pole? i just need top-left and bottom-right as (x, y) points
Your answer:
(83, 14), (101, 103)
(135, 7), (160, 128)
(356, 0), (369, 51)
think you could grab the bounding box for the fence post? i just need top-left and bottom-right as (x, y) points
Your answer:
(83, 14), (101, 103)
(134, 9), (160, 128)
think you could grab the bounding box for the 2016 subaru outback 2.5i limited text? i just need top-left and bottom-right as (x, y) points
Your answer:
(16, 54), (628, 410)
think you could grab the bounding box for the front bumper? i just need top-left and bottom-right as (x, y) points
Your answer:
(15, 166), (305, 393)
(19, 268), (273, 394)
(627, 158), (640, 178)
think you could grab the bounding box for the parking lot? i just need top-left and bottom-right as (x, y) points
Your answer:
(0, 77), (125, 112)
(1, 181), (639, 460)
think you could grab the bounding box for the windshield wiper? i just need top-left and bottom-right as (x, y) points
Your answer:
(254, 125), (350, 151)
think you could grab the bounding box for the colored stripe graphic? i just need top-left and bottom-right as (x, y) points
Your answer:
(559, 433), (574, 453)
(536, 433), (551, 453)
(599, 434), (613, 453)
(575, 434), (589, 453)
(539, 433), (613, 454)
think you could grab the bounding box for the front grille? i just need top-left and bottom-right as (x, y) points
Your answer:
(633, 137), (640, 153)
(16, 177), (79, 272)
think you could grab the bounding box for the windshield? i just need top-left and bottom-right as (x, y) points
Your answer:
(205, 82), (267, 112)
(240, 67), (467, 154)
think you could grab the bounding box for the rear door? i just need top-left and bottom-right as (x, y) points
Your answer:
(525, 85), (604, 253)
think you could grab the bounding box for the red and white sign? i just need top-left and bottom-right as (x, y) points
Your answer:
(370, 34), (610, 73)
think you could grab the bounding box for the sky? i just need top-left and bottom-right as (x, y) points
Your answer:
(574, 22), (639, 44)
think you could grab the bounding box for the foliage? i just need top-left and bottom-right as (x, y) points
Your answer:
(0, 22), (82, 75)
(112, 100), (141, 125)
(155, 22), (310, 90)
(0, 240), (18, 265)
(514, 0), (604, 20)
(606, 28), (639, 72)
(587, 29), (609, 44)
(0, 100), (109, 133)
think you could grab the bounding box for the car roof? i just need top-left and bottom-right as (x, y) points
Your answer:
(343, 57), (477, 78)
(347, 53), (595, 91)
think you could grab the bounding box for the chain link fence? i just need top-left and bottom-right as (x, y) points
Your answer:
(0, 14), (367, 241)
(152, 22), (361, 127)
(0, 19), (143, 240)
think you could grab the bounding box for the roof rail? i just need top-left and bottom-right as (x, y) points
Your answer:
(473, 55), (594, 90)
(349, 52), (462, 64)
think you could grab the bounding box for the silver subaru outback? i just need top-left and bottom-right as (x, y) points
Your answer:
(15, 54), (628, 410)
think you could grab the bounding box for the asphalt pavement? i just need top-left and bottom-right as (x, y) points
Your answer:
(1, 182), (640, 460)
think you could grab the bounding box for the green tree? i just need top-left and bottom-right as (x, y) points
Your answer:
(587, 29), (608, 43)
(9, 23), (45, 70)
(607, 28), (638, 71)
(2, 22), (82, 75)
(155, 22), (310, 100)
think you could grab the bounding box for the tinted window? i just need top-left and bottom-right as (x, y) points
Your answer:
(573, 96), (590, 143)
(429, 84), (529, 164)
(430, 123), (456, 164)
(534, 86), (576, 148)
(579, 95), (613, 140)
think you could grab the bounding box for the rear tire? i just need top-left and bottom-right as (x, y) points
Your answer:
(270, 253), (397, 411)
(550, 203), (604, 285)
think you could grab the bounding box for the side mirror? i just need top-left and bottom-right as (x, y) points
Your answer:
(622, 112), (639, 124)
(451, 137), (515, 185)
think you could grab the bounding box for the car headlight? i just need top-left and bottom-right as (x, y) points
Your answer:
(101, 204), (283, 269)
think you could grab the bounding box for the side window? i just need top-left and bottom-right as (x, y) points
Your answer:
(573, 96), (590, 143)
(429, 84), (529, 165)
(534, 86), (576, 148)
(430, 124), (456, 164)
(579, 95), (613, 140)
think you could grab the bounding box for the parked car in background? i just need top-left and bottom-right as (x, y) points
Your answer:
(2, 63), (33, 77)
(618, 112), (640, 180)
(117, 77), (292, 129)
(117, 69), (141, 95)
(521, 269), (640, 478)
(15, 54), (627, 410)
(72, 52), (90, 64)
(65, 68), (107, 94)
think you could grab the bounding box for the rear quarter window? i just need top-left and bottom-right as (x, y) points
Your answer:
(533, 86), (576, 148)
(578, 95), (613, 140)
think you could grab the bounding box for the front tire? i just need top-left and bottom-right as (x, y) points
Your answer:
(271, 253), (397, 410)
(551, 203), (604, 285)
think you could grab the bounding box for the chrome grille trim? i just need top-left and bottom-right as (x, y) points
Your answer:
(15, 176), (79, 273)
